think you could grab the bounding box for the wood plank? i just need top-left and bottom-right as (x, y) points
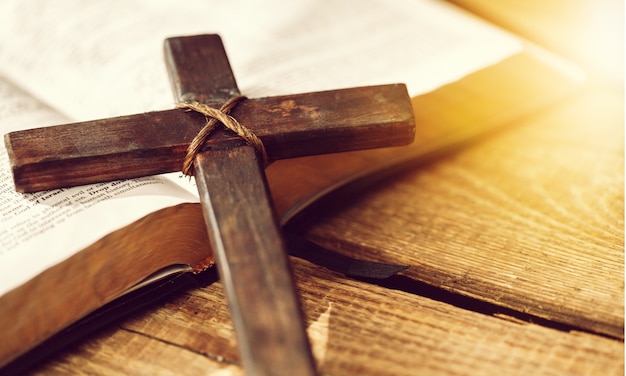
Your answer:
(5, 83), (414, 192)
(29, 327), (237, 375)
(30, 257), (624, 375)
(164, 34), (240, 103)
(194, 145), (316, 375)
(292, 85), (624, 339)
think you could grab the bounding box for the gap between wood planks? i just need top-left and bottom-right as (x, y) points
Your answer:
(350, 273), (622, 341)
(115, 255), (621, 349)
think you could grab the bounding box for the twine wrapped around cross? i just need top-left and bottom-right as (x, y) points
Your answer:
(178, 96), (269, 177)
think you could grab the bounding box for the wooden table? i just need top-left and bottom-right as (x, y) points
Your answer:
(26, 1), (624, 374)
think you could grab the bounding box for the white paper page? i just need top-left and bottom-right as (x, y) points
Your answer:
(0, 0), (522, 296)
(0, 76), (198, 296)
(0, 0), (521, 121)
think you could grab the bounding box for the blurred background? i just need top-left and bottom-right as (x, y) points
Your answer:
(451, 0), (624, 83)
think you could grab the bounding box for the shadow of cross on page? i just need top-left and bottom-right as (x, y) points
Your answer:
(4, 34), (415, 376)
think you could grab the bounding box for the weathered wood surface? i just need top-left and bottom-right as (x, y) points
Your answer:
(31, 258), (623, 375)
(4, 83), (412, 192)
(194, 146), (317, 375)
(4, 35), (413, 193)
(24, 48), (624, 374)
(167, 34), (319, 375)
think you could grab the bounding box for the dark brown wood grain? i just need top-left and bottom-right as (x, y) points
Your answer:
(4, 35), (414, 193)
(195, 146), (317, 375)
(164, 34), (326, 375)
(164, 34), (240, 103)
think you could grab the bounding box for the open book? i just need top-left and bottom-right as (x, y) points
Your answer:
(0, 0), (581, 371)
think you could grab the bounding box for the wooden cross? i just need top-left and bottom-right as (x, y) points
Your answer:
(5, 34), (414, 375)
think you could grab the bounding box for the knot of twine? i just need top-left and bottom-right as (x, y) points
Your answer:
(177, 96), (268, 177)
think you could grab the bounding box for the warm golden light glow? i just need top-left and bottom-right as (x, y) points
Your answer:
(449, 0), (624, 80)
(574, 0), (624, 79)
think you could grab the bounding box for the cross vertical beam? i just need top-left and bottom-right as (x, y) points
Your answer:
(165, 35), (317, 375)
(195, 146), (315, 374)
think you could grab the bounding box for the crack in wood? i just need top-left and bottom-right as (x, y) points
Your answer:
(119, 326), (240, 366)
(350, 274), (623, 342)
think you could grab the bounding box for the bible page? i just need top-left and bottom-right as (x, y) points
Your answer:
(0, 0), (521, 119)
(0, 77), (198, 296)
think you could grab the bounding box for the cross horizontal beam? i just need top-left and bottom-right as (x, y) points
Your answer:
(5, 84), (413, 192)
